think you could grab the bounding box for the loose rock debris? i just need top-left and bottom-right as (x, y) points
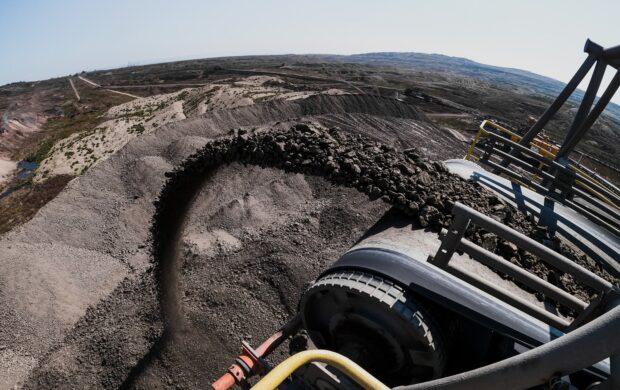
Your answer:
(153, 123), (618, 313)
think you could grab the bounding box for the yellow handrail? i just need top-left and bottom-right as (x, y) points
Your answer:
(250, 350), (390, 390)
(465, 120), (619, 210)
(572, 165), (619, 200)
(574, 179), (619, 210)
(465, 120), (558, 162)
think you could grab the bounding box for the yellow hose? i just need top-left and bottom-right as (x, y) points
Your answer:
(250, 350), (390, 390)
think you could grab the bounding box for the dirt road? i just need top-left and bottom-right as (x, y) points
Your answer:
(77, 75), (141, 99)
(77, 75), (100, 87)
(68, 78), (80, 101)
(106, 83), (209, 89)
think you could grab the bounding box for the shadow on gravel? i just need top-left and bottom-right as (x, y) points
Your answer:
(119, 333), (169, 389)
(120, 168), (216, 388)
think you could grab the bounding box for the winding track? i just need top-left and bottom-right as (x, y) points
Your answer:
(68, 78), (80, 101)
(77, 75), (141, 99)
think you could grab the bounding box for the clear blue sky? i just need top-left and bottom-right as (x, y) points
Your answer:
(1, 0), (619, 102)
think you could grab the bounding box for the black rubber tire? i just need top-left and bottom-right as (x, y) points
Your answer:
(299, 269), (446, 386)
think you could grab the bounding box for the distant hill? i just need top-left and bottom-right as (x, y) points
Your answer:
(343, 52), (620, 122)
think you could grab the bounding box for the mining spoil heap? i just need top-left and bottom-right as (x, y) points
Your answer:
(0, 94), (615, 388)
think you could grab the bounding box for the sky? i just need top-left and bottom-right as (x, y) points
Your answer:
(1, 0), (619, 103)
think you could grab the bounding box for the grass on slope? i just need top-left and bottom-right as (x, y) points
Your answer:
(22, 84), (132, 165)
(0, 82), (134, 234)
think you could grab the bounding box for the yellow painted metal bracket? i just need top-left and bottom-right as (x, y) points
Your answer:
(465, 120), (619, 210)
(465, 120), (559, 162)
(250, 350), (390, 390)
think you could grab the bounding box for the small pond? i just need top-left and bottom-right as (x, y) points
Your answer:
(16, 160), (38, 180)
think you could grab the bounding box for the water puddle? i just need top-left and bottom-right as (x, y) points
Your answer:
(16, 160), (38, 180)
(0, 160), (39, 200)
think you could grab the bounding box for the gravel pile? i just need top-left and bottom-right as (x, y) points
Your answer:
(153, 124), (617, 313)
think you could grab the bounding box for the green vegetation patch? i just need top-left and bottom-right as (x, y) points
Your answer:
(128, 123), (146, 134)
(26, 138), (56, 164)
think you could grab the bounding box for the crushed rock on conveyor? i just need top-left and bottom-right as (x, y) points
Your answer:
(153, 123), (618, 312)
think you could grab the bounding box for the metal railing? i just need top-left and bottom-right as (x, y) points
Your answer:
(430, 202), (618, 332)
(469, 121), (619, 206)
(424, 202), (620, 388)
(465, 121), (620, 237)
(464, 120), (558, 162)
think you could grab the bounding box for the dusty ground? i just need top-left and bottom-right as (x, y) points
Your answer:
(0, 82), (61, 187)
(0, 86), (56, 161)
(126, 166), (390, 388)
(0, 175), (72, 234)
(0, 158), (17, 184)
